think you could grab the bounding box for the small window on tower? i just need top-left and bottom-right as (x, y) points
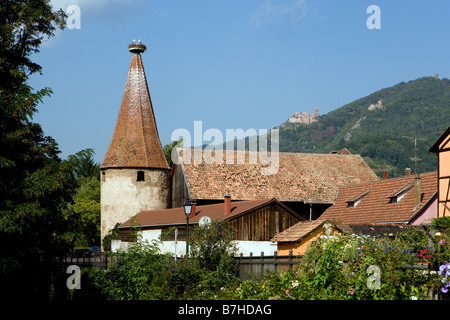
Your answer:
(137, 171), (145, 181)
(102, 171), (106, 182)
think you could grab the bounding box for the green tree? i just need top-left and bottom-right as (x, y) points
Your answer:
(163, 139), (183, 167)
(67, 148), (100, 180)
(66, 149), (101, 247)
(0, 0), (74, 299)
(67, 177), (101, 247)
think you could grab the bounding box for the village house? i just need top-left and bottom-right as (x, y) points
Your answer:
(271, 170), (438, 254)
(317, 171), (438, 225)
(429, 126), (450, 218)
(271, 219), (343, 255)
(271, 219), (414, 256)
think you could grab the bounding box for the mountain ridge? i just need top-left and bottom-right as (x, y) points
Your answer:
(276, 76), (450, 177)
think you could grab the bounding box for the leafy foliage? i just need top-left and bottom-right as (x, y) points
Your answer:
(70, 223), (450, 300)
(67, 148), (100, 180)
(87, 240), (169, 300)
(65, 148), (101, 247)
(0, 0), (77, 299)
(229, 231), (446, 300)
(159, 220), (240, 299)
(163, 139), (183, 167)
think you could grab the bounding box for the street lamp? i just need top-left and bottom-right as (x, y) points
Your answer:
(183, 198), (192, 255)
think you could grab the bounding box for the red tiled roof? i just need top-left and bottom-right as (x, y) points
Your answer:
(101, 47), (169, 169)
(319, 172), (438, 224)
(119, 198), (298, 228)
(176, 149), (379, 203)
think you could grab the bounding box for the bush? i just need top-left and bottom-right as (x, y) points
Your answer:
(159, 220), (240, 299)
(89, 239), (169, 300)
(71, 220), (450, 300)
(225, 232), (444, 300)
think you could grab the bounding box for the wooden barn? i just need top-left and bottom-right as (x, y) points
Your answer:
(117, 195), (304, 256)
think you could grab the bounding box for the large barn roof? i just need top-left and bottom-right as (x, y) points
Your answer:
(175, 149), (379, 203)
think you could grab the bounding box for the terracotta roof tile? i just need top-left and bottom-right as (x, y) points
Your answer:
(319, 172), (438, 224)
(176, 149), (379, 203)
(101, 46), (169, 169)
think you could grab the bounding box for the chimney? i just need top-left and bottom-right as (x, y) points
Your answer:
(414, 174), (421, 208)
(191, 200), (197, 217)
(404, 168), (412, 176)
(224, 193), (231, 216)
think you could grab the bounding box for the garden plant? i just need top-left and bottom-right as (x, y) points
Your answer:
(69, 218), (450, 300)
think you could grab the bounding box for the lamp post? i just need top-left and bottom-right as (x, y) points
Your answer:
(183, 198), (192, 256)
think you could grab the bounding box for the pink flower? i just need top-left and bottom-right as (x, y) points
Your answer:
(348, 288), (355, 295)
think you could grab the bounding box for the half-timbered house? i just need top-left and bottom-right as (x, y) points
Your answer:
(429, 126), (450, 217)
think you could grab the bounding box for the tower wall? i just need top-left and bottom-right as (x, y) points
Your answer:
(100, 168), (171, 245)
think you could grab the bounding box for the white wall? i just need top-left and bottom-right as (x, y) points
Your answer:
(139, 229), (277, 257)
(100, 168), (170, 249)
(233, 241), (278, 256)
(113, 230), (279, 256)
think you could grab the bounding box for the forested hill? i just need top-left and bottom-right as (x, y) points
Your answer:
(277, 76), (450, 177)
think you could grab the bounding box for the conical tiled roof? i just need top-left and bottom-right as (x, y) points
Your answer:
(101, 42), (169, 169)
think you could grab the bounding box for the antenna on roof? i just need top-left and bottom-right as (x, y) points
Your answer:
(402, 136), (427, 174)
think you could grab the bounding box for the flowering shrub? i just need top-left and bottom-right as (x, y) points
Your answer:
(78, 220), (450, 300)
(417, 249), (432, 263)
(221, 232), (443, 300)
(182, 224), (450, 300)
(438, 263), (450, 294)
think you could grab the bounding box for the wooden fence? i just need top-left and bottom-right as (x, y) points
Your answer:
(59, 252), (116, 270)
(58, 251), (449, 300)
(235, 250), (301, 280)
(59, 250), (301, 276)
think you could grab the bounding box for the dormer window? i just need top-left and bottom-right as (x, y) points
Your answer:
(387, 182), (413, 204)
(345, 190), (370, 208)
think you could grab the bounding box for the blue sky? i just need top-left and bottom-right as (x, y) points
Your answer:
(30, 0), (450, 164)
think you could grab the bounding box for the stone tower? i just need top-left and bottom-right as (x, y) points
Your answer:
(100, 42), (171, 247)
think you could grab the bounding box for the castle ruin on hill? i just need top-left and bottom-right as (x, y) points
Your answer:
(287, 108), (319, 124)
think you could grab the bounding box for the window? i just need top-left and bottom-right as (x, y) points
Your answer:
(137, 171), (145, 181)
(345, 190), (370, 208)
(101, 171), (106, 182)
(386, 183), (413, 204)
